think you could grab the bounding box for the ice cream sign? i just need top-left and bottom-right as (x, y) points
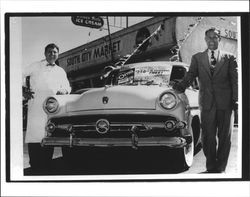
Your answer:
(71, 16), (104, 29)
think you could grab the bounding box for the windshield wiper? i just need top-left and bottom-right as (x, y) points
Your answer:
(132, 79), (159, 86)
(145, 80), (159, 86)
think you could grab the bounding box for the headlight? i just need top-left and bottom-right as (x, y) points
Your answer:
(159, 92), (177, 110)
(44, 97), (59, 113)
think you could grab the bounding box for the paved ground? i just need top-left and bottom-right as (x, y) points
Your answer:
(23, 128), (238, 175)
(184, 128), (238, 175)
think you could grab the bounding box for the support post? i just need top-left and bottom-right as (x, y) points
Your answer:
(106, 16), (114, 64)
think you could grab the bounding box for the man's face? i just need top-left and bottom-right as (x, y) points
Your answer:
(45, 47), (59, 64)
(205, 30), (220, 50)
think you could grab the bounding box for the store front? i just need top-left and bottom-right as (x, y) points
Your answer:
(58, 16), (237, 92)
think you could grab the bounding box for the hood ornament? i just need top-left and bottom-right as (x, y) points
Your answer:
(103, 96), (109, 104)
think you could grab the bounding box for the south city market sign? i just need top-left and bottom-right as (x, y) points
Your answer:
(66, 40), (121, 67)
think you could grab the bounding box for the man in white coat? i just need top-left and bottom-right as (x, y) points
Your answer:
(23, 43), (71, 173)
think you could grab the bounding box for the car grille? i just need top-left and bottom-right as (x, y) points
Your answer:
(48, 114), (179, 138)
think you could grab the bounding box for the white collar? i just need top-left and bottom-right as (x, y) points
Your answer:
(45, 60), (56, 67)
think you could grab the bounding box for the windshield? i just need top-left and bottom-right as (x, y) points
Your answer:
(117, 65), (172, 86)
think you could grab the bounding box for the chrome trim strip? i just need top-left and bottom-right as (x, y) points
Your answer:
(53, 121), (186, 132)
(41, 136), (186, 148)
(189, 106), (200, 110)
(56, 122), (166, 131)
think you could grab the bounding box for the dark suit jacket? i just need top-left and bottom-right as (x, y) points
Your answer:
(177, 49), (238, 110)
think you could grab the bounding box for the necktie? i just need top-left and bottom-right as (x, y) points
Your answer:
(210, 51), (216, 75)
(211, 51), (216, 66)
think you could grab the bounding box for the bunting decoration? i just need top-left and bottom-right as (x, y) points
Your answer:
(102, 23), (165, 79)
(114, 23), (164, 68)
(169, 17), (204, 62)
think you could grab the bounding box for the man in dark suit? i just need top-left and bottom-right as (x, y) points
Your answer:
(173, 27), (238, 173)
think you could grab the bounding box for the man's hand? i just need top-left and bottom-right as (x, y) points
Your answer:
(22, 86), (34, 101)
(172, 82), (185, 93)
(56, 89), (68, 95)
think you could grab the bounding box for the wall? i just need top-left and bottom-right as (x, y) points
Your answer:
(176, 17), (238, 65)
(58, 17), (177, 75)
(58, 16), (238, 90)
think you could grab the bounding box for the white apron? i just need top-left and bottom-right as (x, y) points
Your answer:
(23, 60), (71, 143)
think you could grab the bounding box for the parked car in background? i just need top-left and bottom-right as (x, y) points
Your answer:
(41, 61), (201, 170)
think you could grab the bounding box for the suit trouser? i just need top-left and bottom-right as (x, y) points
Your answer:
(200, 104), (234, 172)
(28, 143), (54, 173)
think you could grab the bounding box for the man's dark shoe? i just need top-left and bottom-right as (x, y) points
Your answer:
(200, 169), (218, 173)
(200, 169), (226, 173)
(216, 170), (226, 173)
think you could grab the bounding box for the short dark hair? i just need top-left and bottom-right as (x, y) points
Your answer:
(45, 43), (59, 53)
(205, 27), (221, 38)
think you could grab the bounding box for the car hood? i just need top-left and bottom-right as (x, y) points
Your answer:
(66, 86), (169, 112)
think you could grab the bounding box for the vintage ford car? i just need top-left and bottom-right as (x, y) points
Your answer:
(42, 61), (201, 169)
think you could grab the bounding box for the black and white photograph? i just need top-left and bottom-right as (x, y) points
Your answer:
(19, 15), (242, 178)
(1, 1), (250, 197)
(5, 14), (246, 178)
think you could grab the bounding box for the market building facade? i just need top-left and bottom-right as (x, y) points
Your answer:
(58, 16), (238, 92)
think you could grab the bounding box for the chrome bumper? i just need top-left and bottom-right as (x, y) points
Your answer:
(41, 136), (187, 149)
